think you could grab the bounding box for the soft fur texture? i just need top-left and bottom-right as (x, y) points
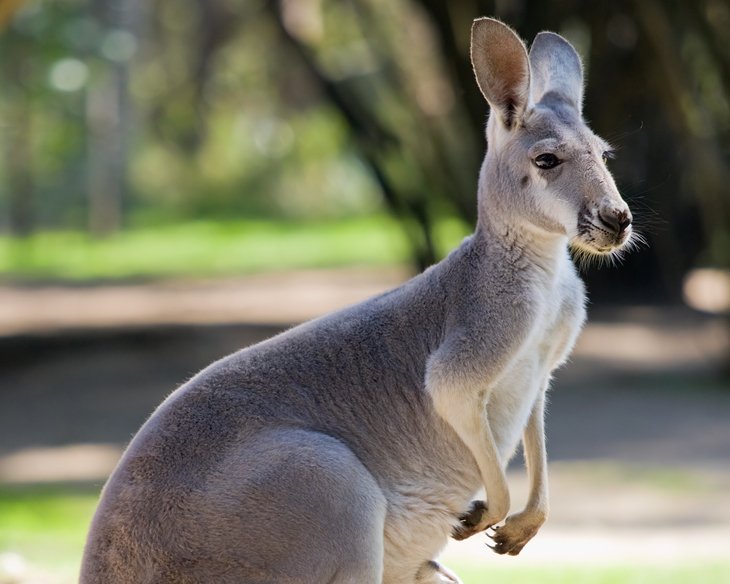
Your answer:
(81, 17), (634, 584)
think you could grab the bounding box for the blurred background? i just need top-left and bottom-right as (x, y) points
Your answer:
(0, 0), (729, 583)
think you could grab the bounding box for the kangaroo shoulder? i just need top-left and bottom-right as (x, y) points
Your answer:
(426, 277), (537, 389)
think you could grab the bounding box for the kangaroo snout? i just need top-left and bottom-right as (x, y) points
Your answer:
(575, 197), (633, 256)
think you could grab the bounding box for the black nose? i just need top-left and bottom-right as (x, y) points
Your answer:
(598, 209), (632, 235)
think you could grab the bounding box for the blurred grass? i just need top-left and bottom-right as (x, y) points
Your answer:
(0, 216), (472, 282)
(0, 484), (99, 582)
(1, 485), (729, 584)
(456, 563), (730, 584)
(0, 216), (409, 281)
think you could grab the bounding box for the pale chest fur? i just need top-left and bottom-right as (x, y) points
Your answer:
(486, 254), (586, 462)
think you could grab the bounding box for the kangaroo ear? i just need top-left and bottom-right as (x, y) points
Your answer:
(529, 32), (584, 113)
(471, 18), (530, 130)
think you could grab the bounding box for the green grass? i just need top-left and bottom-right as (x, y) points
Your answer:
(550, 461), (706, 494)
(3, 485), (728, 584)
(0, 484), (100, 583)
(0, 215), (474, 282)
(0, 216), (419, 282)
(456, 563), (730, 584)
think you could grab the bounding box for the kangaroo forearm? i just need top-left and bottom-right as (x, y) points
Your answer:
(429, 379), (510, 523)
(521, 393), (548, 518)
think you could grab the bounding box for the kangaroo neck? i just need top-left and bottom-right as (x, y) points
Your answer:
(475, 194), (570, 276)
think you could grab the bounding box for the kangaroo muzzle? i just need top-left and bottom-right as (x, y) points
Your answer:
(576, 197), (633, 254)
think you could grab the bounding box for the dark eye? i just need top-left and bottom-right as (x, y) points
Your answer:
(534, 153), (561, 169)
(602, 150), (616, 164)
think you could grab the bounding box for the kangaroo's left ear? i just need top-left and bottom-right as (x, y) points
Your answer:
(529, 32), (584, 113)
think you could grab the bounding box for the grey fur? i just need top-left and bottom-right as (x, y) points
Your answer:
(81, 17), (634, 584)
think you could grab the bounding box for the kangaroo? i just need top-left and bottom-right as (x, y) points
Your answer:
(81, 18), (634, 584)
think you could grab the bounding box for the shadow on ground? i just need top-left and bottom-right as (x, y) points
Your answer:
(1, 298), (727, 474)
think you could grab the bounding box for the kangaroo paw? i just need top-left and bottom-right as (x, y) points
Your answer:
(486, 510), (545, 556)
(452, 500), (489, 540)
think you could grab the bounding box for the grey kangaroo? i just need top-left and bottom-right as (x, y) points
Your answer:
(81, 18), (634, 584)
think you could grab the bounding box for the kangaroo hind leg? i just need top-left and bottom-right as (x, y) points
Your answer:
(201, 427), (388, 584)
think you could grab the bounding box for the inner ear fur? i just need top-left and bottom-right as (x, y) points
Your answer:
(529, 31), (584, 113)
(470, 18), (530, 130)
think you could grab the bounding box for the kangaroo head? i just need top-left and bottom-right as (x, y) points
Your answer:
(471, 18), (633, 260)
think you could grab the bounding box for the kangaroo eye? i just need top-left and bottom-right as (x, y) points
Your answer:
(534, 153), (561, 169)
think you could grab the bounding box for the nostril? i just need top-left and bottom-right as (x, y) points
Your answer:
(597, 211), (620, 233)
(598, 209), (632, 235)
(617, 210), (632, 233)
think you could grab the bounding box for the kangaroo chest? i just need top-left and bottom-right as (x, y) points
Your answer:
(486, 266), (586, 461)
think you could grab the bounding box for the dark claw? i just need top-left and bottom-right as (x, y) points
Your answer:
(488, 532), (511, 555)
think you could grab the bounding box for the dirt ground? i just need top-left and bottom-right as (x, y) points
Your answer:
(1, 267), (729, 571)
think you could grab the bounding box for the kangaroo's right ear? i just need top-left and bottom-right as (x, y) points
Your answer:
(471, 18), (530, 130)
(529, 32), (584, 113)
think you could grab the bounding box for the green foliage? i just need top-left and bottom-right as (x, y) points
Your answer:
(0, 0), (390, 235)
(1, 0), (730, 294)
